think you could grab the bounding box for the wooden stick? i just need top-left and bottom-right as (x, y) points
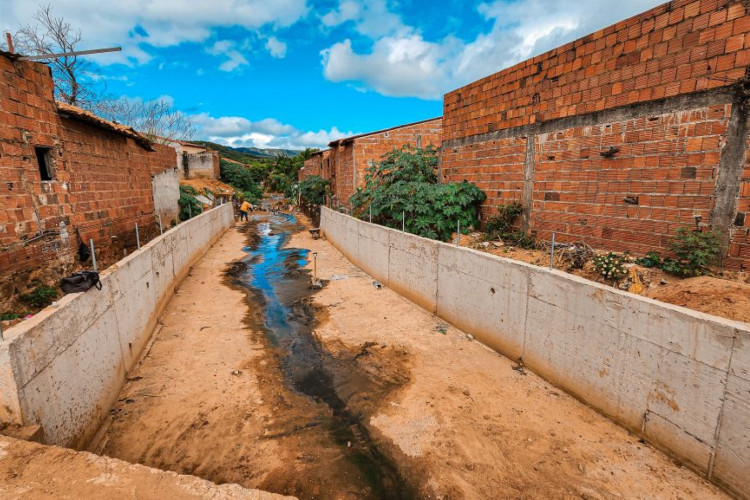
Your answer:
(19, 46), (121, 61)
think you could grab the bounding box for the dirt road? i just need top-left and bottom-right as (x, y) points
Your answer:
(95, 213), (726, 499)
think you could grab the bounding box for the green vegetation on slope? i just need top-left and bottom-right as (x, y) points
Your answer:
(192, 141), (274, 164)
(219, 159), (264, 202)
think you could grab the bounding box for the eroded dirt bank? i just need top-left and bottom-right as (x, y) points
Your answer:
(95, 212), (727, 500)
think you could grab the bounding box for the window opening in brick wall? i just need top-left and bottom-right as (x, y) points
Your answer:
(35, 147), (53, 181)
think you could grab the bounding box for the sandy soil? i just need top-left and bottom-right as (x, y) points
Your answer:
(645, 275), (750, 323)
(92, 215), (728, 499)
(292, 222), (728, 499)
(181, 178), (236, 196)
(0, 435), (290, 499)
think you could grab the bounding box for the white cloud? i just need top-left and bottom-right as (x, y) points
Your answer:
(190, 112), (355, 149)
(265, 36), (288, 58)
(321, 0), (664, 100)
(321, 0), (403, 38)
(206, 39), (249, 72)
(1, 0), (309, 65)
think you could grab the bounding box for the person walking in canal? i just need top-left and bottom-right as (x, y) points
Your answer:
(239, 200), (251, 221)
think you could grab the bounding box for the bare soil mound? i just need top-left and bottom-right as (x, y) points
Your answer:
(645, 276), (750, 323)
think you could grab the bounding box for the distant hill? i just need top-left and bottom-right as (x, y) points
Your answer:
(192, 141), (301, 163)
(192, 141), (270, 164)
(232, 146), (301, 158)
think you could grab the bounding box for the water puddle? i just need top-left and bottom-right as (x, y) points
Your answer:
(231, 213), (413, 500)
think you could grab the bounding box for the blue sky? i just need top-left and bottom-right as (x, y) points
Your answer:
(2, 0), (663, 149)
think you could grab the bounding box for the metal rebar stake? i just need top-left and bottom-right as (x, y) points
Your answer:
(90, 239), (97, 271)
(157, 214), (163, 235)
(135, 223), (141, 249)
(313, 252), (318, 280)
(402, 211), (405, 232)
(549, 233), (556, 269)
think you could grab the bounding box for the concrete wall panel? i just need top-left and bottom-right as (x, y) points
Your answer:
(436, 244), (529, 359)
(17, 305), (123, 447)
(0, 204), (233, 448)
(338, 214), (359, 262)
(356, 220), (391, 285)
(388, 230), (438, 313)
(713, 328), (750, 499)
(110, 253), (157, 368)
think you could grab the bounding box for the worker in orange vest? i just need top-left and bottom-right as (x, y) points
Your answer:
(239, 200), (251, 221)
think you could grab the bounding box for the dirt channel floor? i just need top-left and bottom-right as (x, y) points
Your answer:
(94, 215), (727, 499)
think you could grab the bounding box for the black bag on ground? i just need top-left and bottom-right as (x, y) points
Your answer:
(61, 271), (102, 293)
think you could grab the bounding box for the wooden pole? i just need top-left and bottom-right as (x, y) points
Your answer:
(19, 46), (121, 61)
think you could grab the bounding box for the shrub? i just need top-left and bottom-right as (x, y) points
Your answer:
(484, 202), (536, 249)
(661, 226), (722, 277)
(178, 185), (203, 221)
(635, 251), (663, 268)
(1, 311), (28, 321)
(19, 285), (58, 308)
(593, 252), (628, 282)
(350, 147), (486, 241)
(297, 175), (330, 224)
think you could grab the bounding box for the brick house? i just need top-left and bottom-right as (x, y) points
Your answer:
(324, 117), (442, 208)
(0, 51), (179, 306)
(300, 149), (331, 182)
(440, 0), (750, 270)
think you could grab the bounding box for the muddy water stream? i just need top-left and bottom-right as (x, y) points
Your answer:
(233, 213), (413, 499)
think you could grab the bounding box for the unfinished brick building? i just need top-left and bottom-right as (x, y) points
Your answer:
(0, 51), (179, 305)
(171, 140), (220, 180)
(325, 117), (442, 207)
(441, 0), (750, 270)
(300, 149), (331, 181)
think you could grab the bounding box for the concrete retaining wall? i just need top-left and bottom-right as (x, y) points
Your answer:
(152, 167), (180, 225)
(320, 207), (750, 499)
(0, 204), (234, 449)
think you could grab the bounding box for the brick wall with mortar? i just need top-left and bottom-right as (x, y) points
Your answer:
(0, 53), (177, 307)
(441, 0), (750, 270)
(326, 117), (442, 208)
(300, 149), (330, 181)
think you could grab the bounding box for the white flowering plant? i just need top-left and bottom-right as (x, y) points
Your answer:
(593, 252), (628, 282)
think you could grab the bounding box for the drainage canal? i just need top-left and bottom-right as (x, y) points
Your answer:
(231, 213), (413, 500)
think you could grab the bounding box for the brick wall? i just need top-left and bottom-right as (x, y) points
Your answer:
(0, 52), (177, 306)
(300, 149), (330, 181)
(326, 117), (442, 208)
(330, 142), (356, 206)
(441, 0), (750, 270)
